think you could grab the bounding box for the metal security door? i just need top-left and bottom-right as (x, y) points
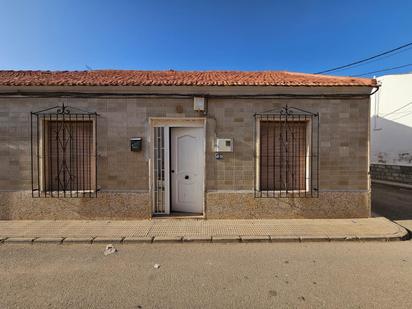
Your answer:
(153, 126), (170, 214)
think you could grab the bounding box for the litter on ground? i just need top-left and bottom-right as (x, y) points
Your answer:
(104, 244), (117, 256)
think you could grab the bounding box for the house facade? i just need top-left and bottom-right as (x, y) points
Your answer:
(0, 70), (376, 219)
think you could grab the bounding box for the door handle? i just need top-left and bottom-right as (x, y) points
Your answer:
(171, 170), (175, 173)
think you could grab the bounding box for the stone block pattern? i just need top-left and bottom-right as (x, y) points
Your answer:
(0, 97), (196, 191)
(371, 164), (412, 185)
(0, 95), (370, 219)
(206, 99), (369, 191)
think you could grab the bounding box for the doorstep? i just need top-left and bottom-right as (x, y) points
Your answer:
(0, 217), (408, 244)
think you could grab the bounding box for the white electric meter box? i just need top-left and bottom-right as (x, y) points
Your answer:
(215, 138), (233, 152)
(193, 97), (205, 111)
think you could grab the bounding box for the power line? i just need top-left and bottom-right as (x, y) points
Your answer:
(385, 110), (412, 115)
(352, 63), (412, 77)
(389, 110), (412, 121)
(381, 101), (412, 118)
(333, 46), (412, 73)
(315, 41), (412, 74)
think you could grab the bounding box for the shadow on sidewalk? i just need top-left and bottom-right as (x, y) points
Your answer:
(372, 182), (412, 220)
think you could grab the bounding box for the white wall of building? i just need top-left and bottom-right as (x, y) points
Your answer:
(371, 73), (412, 166)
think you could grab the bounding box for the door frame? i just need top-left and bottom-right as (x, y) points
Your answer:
(149, 117), (206, 216)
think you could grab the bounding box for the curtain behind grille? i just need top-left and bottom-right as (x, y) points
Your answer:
(45, 121), (93, 192)
(260, 121), (307, 191)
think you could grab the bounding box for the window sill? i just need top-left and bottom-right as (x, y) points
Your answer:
(254, 189), (318, 198)
(32, 190), (97, 198)
(257, 190), (309, 194)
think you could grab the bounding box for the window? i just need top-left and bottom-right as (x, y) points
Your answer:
(44, 120), (94, 192)
(31, 105), (98, 197)
(254, 106), (319, 198)
(259, 121), (308, 191)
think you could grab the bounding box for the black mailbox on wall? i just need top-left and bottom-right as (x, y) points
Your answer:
(130, 137), (142, 152)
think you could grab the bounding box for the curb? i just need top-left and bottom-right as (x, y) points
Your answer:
(300, 236), (330, 242)
(183, 235), (212, 242)
(93, 237), (124, 244)
(393, 222), (412, 240)
(0, 230), (408, 244)
(3, 237), (37, 244)
(123, 237), (153, 244)
(153, 236), (183, 243)
(62, 237), (94, 244)
(212, 236), (241, 243)
(241, 235), (270, 242)
(270, 235), (300, 242)
(34, 237), (64, 244)
(380, 218), (410, 241)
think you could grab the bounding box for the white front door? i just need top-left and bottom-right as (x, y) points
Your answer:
(170, 127), (204, 213)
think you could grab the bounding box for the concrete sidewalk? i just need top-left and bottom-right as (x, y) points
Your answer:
(0, 217), (408, 244)
(395, 220), (412, 234)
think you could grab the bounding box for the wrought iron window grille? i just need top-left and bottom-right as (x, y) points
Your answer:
(30, 104), (99, 198)
(254, 105), (319, 198)
(153, 126), (166, 214)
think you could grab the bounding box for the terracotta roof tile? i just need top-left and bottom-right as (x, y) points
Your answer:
(0, 70), (376, 87)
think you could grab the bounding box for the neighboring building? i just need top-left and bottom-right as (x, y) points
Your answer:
(0, 70), (376, 219)
(371, 73), (412, 165)
(370, 73), (412, 185)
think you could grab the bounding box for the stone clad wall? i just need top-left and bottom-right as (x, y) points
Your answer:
(371, 164), (412, 185)
(0, 97), (195, 219)
(206, 99), (369, 191)
(0, 97), (196, 192)
(0, 89), (371, 219)
(205, 191), (370, 219)
(0, 191), (150, 220)
(205, 98), (370, 218)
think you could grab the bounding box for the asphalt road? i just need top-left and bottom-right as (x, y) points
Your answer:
(1, 242), (412, 309)
(372, 182), (412, 220)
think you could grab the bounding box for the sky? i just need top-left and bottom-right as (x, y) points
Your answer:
(1, 0), (412, 77)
